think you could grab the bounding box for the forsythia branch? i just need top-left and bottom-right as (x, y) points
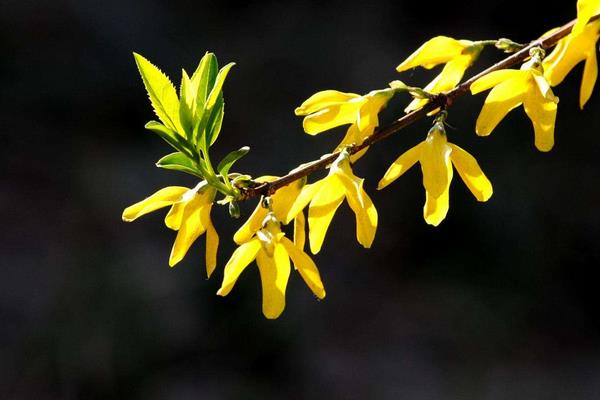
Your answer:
(239, 14), (599, 201)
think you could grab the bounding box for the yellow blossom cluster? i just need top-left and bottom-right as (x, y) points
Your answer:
(122, 0), (600, 318)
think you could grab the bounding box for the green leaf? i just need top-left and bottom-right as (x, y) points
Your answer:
(145, 121), (195, 159)
(179, 69), (194, 140)
(217, 146), (250, 177)
(206, 62), (235, 109)
(192, 52), (219, 109)
(156, 152), (204, 177)
(205, 94), (224, 148)
(133, 53), (183, 134)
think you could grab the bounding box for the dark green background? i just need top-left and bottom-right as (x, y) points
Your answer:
(2, 0), (600, 398)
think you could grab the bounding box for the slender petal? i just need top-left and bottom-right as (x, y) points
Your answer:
(573, 0), (600, 36)
(293, 212), (306, 250)
(169, 196), (207, 266)
(423, 186), (450, 226)
(122, 186), (188, 221)
(581, 48), (598, 108)
(475, 79), (527, 136)
(164, 202), (186, 230)
(336, 172), (378, 249)
(201, 205), (219, 277)
(294, 90), (360, 115)
(307, 177), (345, 254)
(256, 245), (291, 319)
(397, 36), (470, 71)
(286, 180), (324, 224)
(448, 144), (493, 202)
(217, 239), (261, 296)
(378, 142), (423, 189)
(420, 128), (452, 198)
(470, 69), (529, 94)
(233, 206), (267, 244)
(523, 90), (557, 152)
(302, 102), (363, 135)
(280, 237), (325, 299)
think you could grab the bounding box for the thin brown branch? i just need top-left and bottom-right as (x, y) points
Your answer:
(239, 14), (597, 201)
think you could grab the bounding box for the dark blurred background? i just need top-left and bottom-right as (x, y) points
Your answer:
(2, 0), (600, 399)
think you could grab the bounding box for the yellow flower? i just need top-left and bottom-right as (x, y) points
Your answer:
(470, 54), (559, 152)
(233, 176), (305, 249)
(543, 20), (600, 108)
(217, 215), (325, 319)
(285, 152), (378, 254)
(378, 120), (492, 226)
(294, 89), (394, 160)
(122, 183), (219, 277)
(572, 0), (600, 36)
(396, 36), (481, 113)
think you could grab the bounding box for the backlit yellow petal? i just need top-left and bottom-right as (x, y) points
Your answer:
(169, 196), (207, 266)
(295, 90), (360, 115)
(271, 179), (303, 221)
(233, 205), (267, 244)
(307, 177), (345, 254)
(293, 212), (306, 250)
(164, 202), (186, 230)
(122, 186), (188, 222)
(397, 36), (469, 71)
(581, 49), (598, 107)
(357, 91), (392, 132)
(286, 180), (323, 224)
(420, 128), (452, 198)
(448, 144), (493, 202)
(280, 237), (326, 299)
(523, 91), (557, 152)
(423, 187), (450, 227)
(470, 69), (529, 94)
(475, 79), (527, 136)
(378, 142), (423, 189)
(217, 238), (261, 296)
(256, 245), (291, 319)
(200, 205), (219, 277)
(302, 102), (363, 135)
(573, 0), (600, 36)
(339, 176), (378, 248)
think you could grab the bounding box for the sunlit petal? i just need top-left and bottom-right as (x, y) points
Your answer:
(122, 186), (188, 222)
(281, 237), (326, 299)
(423, 186), (450, 226)
(475, 79), (527, 136)
(523, 91), (558, 152)
(169, 196), (207, 266)
(295, 90), (360, 115)
(420, 128), (452, 198)
(256, 245), (291, 319)
(378, 142), (422, 189)
(217, 238), (261, 296)
(470, 69), (529, 94)
(397, 36), (470, 71)
(307, 177), (345, 254)
(448, 144), (493, 202)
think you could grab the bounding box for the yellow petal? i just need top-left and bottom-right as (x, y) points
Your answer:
(280, 237), (325, 299)
(122, 186), (188, 222)
(255, 244), (291, 319)
(200, 205), (219, 278)
(169, 196), (207, 266)
(336, 172), (378, 249)
(293, 212), (306, 251)
(307, 177), (345, 254)
(286, 180), (323, 224)
(294, 90), (360, 115)
(470, 69), (529, 94)
(271, 179), (303, 222)
(423, 187), (450, 226)
(302, 102), (363, 135)
(581, 49), (598, 108)
(420, 128), (452, 198)
(475, 78), (527, 136)
(217, 238), (261, 296)
(233, 205), (267, 244)
(357, 90), (392, 132)
(397, 36), (470, 71)
(448, 144), (493, 202)
(523, 90), (557, 152)
(543, 38), (577, 86)
(378, 142), (423, 189)
(164, 202), (186, 230)
(573, 0), (600, 36)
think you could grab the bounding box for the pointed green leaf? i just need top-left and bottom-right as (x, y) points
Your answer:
(156, 152), (204, 178)
(205, 94), (224, 147)
(145, 121), (195, 159)
(192, 52), (219, 109)
(206, 62), (235, 109)
(133, 53), (183, 134)
(217, 146), (250, 177)
(179, 69), (194, 139)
